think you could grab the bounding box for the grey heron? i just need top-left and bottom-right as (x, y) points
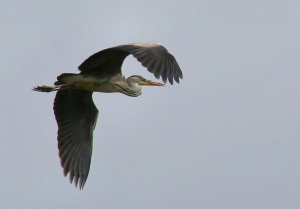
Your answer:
(33, 42), (182, 189)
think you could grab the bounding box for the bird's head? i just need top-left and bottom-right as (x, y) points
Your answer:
(122, 75), (165, 97)
(127, 75), (165, 87)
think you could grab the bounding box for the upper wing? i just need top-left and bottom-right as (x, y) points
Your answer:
(53, 89), (99, 189)
(78, 42), (183, 84)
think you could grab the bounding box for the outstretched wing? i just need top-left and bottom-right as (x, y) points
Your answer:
(78, 42), (183, 84)
(54, 89), (99, 189)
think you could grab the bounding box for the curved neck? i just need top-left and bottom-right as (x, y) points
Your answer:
(126, 81), (142, 97)
(115, 80), (142, 97)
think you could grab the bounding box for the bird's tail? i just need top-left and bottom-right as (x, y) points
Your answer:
(54, 73), (79, 85)
(54, 73), (81, 85)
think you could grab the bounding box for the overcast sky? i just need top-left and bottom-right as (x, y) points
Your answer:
(1, 0), (299, 209)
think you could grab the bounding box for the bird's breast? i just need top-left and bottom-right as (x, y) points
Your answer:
(91, 82), (119, 93)
(77, 81), (119, 93)
(68, 74), (124, 93)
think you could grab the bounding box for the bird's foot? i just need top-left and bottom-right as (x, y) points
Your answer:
(32, 85), (60, 92)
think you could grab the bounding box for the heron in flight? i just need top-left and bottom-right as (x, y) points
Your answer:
(33, 42), (182, 189)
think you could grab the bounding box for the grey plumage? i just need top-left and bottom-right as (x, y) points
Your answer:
(79, 42), (182, 84)
(33, 42), (182, 189)
(54, 89), (98, 189)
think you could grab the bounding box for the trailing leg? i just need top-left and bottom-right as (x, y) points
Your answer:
(33, 84), (68, 92)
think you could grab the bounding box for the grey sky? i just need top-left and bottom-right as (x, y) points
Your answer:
(1, 0), (299, 209)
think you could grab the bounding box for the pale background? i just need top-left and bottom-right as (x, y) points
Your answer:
(1, 1), (299, 209)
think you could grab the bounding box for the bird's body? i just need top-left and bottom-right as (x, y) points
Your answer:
(56, 73), (129, 93)
(33, 42), (182, 189)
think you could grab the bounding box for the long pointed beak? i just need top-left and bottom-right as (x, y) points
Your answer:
(144, 79), (165, 86)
